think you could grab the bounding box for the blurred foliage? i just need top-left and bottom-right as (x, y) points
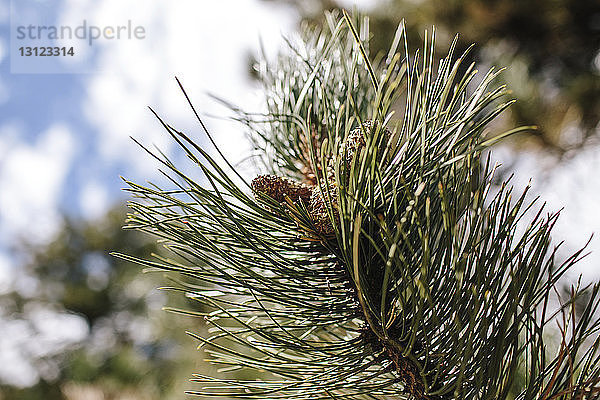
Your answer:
(271, 0), (600, 157)
(0, 207), (200, 400)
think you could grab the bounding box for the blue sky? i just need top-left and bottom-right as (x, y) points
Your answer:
(1, 1), (110, 234)
(0, 0), (301, 386)
(0, 0), (299, 243)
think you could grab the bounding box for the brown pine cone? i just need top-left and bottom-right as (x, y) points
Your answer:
(309, 185), (338, 236)
(251, 121), (392, 237)
(338, 120), (391, 173)
(251, 174), (312, 204)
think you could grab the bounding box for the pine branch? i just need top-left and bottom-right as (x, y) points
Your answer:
(117, 11), (600, 400)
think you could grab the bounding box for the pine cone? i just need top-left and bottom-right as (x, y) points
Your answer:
(251, 174), (312, 204)
(309, 185), (338, 236)
(338, 120), (391, 173)
(252, 121), (391, 237)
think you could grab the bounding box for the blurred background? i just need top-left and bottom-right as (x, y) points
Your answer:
(0, 0), (598, 399)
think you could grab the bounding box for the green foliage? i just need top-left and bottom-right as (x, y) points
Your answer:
(122, 12), (600, 400)
(0, 207), (197, 400)
(289, 0), (600, 155)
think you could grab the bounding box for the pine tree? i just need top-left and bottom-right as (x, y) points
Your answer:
(117, 11), (600, 400)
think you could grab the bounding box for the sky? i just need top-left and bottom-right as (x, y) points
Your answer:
(0, 0), (301, 387)
(0, 0), (300, 244)
(0, 0), (598, 388)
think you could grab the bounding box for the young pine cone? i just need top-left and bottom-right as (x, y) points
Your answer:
(250, 174), (312, 204)
(252, 121), (391, 236)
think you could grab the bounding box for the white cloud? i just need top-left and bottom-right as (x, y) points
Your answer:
(26, 305), (89, 358)
(539, 146), (600, 281)
(56, 0), (298, 177)
(0, 319), (40, 388)
(494, 143), (600, 282)
(0, 250), (13, 295)
(0, 37), (6, 65)
(0, 308), (88, 387)
(78, 180), (109, 220)
(0, 123), (76, 244)
(336, 0), (381, 10)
